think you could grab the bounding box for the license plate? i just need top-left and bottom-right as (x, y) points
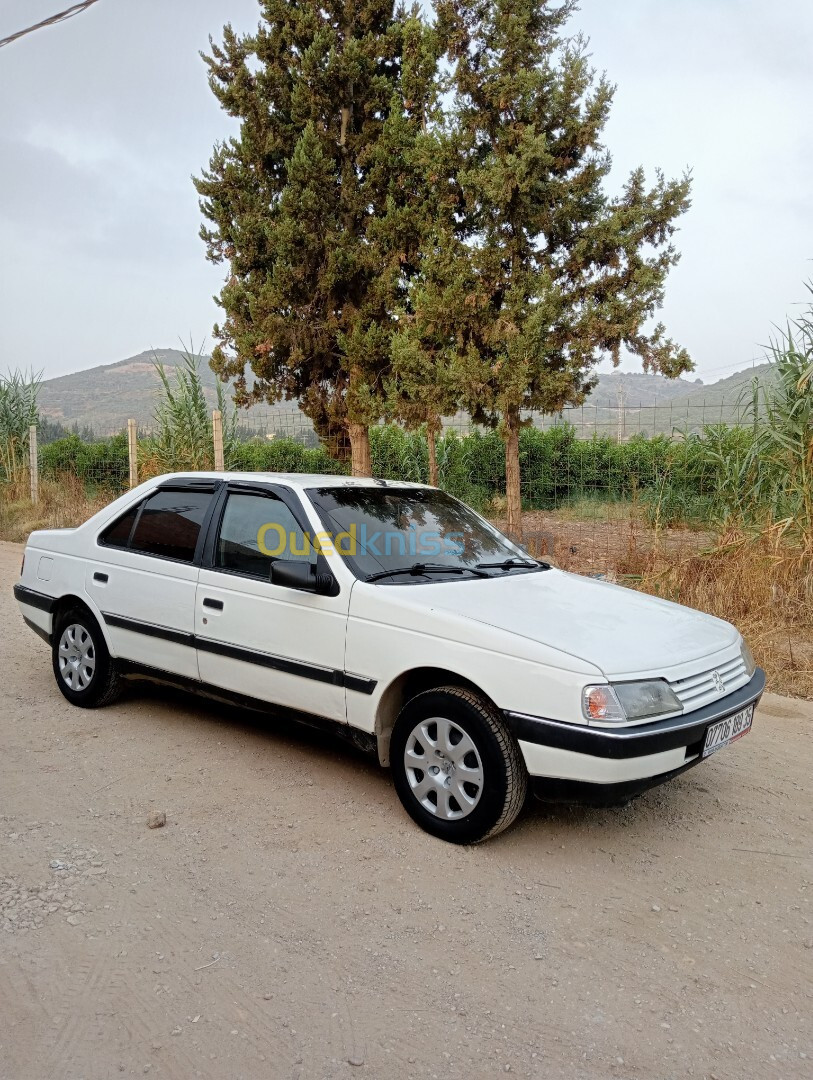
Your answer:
(702, 705), (754, 758)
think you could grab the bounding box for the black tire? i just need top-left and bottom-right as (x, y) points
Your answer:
(52, 606), (122, 708)
(390, 686), (527, 844)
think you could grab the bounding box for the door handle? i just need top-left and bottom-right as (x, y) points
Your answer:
(93, 572), (109, 583)
(202, 597), (224, 611)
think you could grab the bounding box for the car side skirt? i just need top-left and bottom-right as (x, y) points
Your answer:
(115, 659), (378, 756)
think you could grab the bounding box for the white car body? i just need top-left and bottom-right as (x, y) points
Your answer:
(15, 472), (764, 818)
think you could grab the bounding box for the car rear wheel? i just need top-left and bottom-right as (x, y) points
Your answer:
(52, 607), (122, 708)
(390, 686), (527, 843)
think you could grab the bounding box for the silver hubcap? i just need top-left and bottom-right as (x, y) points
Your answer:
(403, 716), (484, 820)
(58, 623), (96, 691)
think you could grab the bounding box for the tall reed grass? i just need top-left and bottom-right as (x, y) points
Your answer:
(143, 345), (238, 475)
(0, 370), (41, 482)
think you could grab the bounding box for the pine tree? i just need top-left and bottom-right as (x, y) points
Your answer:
(195, 2), (437, 475)
(437, 0), (693, 536)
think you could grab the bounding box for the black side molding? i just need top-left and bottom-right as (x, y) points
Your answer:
(98, 612), (377, 695)
(506, 669), (766, 760)
(195, 636), (377, 694)
(13, 584), (56, 613)
(102, 612), (194, 648)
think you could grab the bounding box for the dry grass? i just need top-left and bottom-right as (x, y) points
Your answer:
(623, 528), (813, 700)
(0, 474), (110, 543)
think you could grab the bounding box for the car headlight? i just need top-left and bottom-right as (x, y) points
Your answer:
(740, 638), (756, 678)
(582, 680), (682, 723)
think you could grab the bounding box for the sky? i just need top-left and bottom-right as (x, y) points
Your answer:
(0, 0), (811, 385)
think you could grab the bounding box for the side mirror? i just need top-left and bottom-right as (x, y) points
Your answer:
(271, 559), (336, 595)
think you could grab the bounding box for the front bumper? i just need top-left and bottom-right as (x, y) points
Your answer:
(505, 668), (766, 806)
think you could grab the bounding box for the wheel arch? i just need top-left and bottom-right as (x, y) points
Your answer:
(374, 667), (497, 767)
(51, 593), (113, 652)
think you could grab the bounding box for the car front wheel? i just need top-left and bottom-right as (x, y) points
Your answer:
(52, 607), (122, 708)
(390, 686), (527, 843)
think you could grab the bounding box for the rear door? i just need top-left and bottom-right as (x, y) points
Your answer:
(194, 483), (350, 722)
(86, 481), (220, 679)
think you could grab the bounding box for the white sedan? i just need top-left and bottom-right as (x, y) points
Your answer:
(14, 473), (764, 843)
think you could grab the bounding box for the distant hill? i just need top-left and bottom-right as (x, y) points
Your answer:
(38, 348), (774, 439)
(37, 349), (307, 437)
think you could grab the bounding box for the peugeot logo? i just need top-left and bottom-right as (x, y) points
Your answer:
(712, 671), (725, 694)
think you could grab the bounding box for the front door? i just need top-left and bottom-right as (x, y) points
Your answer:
(194, 486), (350, 722)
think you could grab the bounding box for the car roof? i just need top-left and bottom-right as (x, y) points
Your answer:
(155, 471), (433, 492)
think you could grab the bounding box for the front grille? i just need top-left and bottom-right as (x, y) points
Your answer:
(669, 654), (748, 712)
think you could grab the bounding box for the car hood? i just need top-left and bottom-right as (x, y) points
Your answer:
(415, 568), (739, 678)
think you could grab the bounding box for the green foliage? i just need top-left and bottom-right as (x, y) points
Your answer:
(369, 425), (428, 484)
(147, 347), (238, 471)
(755, 305), (813, 545)
(230, 439), (346, 476)
(196, 2), (439, 465)
(437, 0), (693, 417)
(638, 483), (717, 530)
(0, 369), (41, 481)
(670, 288), (813, 544)
(39, 433), (130, 494)
(367, 423), (715, 519)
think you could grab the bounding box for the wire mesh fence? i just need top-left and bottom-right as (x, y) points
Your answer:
(4, 398), (754, 574)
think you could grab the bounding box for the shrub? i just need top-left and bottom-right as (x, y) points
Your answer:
(39, 433), (129, 494)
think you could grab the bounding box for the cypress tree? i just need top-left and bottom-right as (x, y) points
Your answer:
(195, 2), (436, 475)
(386, 17), (459, 487)
(437, 0), (693, 536)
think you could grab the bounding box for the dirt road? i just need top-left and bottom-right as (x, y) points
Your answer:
(1, 540), (810, 1080)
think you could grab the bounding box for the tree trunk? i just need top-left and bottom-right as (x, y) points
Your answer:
(427, 422), (439, 487)
(348, 422), (372, 477)
(503, 406), (522, 542)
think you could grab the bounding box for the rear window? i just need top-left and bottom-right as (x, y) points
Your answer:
(128, 490), (212, 562)
(100, 503), (140, 549)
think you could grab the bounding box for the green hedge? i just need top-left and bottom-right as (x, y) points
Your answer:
(35, 423), (756, 524)
(230, 439), (346, 475)
(39, 433), (130, 493)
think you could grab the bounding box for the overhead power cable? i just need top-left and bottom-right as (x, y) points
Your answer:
(0, 0), (102, 49)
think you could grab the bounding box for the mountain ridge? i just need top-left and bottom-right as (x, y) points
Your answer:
(37, 348), (773, 436)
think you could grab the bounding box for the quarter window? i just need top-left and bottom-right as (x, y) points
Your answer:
(99, 502), (141, 549)
(128, 490), (212, 562)
(216, 493), (311, 578)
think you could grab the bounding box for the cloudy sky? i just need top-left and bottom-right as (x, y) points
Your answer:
(0, 0), (811, 384)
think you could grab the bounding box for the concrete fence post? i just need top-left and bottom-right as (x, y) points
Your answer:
(29, 424), (38, 505)
(127, 419), (138, 488)
(212, 410), (224, 471)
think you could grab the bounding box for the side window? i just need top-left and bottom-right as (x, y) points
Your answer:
(128, 490), (212, 562)
(99, 502), (141, 549)
(216, 493), (312, 578)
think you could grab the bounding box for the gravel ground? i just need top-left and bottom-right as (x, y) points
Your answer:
(1, 539), (811, 1080)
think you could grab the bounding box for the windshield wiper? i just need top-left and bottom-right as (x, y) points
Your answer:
(475, 557), (550, 571)
(364, 563), (490, 583)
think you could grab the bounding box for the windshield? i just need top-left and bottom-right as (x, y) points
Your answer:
(306, 485), (538, 583)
